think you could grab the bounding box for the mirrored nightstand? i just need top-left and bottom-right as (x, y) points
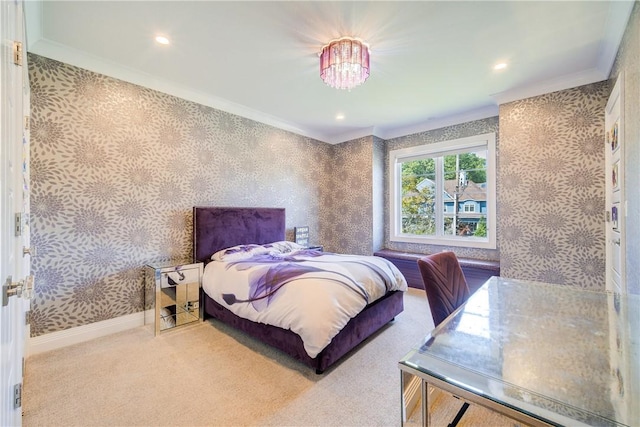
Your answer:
(144, 260), (203, 335)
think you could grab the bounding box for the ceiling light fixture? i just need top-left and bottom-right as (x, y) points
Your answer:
(494, 62), (507, 70)
(320, 37), (370, 91)
(155, 35), (170, 45)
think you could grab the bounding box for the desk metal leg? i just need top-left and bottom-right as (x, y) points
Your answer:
(448, 402), (469, 427)
(422, 379), (429, 427)
(423, 380), (468, 427)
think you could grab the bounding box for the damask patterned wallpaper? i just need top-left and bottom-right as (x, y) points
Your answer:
(28, 53), (334, 336)
(499, 82), (610, 289)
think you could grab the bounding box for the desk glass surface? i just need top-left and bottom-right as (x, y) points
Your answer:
(399, 277), (639, 426)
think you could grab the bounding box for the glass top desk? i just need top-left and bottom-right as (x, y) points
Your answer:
(399, 277), (639, 427)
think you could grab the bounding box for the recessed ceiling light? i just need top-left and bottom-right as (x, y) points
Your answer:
(155, 35), (170, 45)
(493, 62), (508, 71)
(336, 114), (345, 120)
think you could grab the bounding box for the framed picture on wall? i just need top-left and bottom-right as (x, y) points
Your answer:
(612, 161), (619, 191)
(611, 120), (619, 152)
(612, 205), (619, 230)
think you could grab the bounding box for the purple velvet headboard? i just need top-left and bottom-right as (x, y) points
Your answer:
(193, 207), (286, 264)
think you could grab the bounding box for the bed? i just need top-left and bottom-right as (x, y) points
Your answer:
(193, 207), (407, 374)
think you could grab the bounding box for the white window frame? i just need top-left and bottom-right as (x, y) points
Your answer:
(464, 203), (476, 213)
(389, 132), (496, 249)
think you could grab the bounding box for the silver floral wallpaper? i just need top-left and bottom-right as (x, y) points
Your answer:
(319, 135), (384, 255)
(28, 53), (334, 336)
(372, 136), (386, 253)
(499, 82), (610, 289)
(382, 84), (612, 290)
(29, 14), (631, 335)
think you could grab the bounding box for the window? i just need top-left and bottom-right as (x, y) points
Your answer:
(389, 133), (496, 249)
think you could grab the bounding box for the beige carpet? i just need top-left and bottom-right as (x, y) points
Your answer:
(23, 289), (522, 426)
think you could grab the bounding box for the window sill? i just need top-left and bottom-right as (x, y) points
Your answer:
(391, 235), (496, 250)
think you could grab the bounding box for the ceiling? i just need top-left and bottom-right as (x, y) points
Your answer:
(25, 1), (634, 144)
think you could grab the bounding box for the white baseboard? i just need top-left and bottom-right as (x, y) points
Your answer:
(27, 312), (145, 356)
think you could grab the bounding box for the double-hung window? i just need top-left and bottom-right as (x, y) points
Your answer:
(389, 132), (496, 249)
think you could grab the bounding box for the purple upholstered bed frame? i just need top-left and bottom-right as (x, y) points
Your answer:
(192, 207), (404, 374)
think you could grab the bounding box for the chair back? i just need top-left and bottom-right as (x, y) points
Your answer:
(417, 252), (470, 326)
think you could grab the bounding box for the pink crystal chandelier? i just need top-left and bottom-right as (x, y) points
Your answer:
(319, 37), (370, 91)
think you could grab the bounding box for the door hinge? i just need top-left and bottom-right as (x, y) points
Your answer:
(15, 213), (22, 236)
(24, 116), (30, 130)
(13, 383), (22, 409)
(605, 210), (611, 222)
(3, 275), (34, 306)
(13, 41), (23, 66)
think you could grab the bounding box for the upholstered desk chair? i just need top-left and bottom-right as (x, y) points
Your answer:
(417, 251), (472, 427)
(417, 251), (471, 327)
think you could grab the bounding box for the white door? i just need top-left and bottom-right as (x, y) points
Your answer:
(1, 0), (31, 425)
(605, 75), (625, 294)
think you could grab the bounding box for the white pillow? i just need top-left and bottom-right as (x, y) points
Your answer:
(211, 244), (270, 262)
(263, 240), (305, 254)
(211, 241), (306, 262)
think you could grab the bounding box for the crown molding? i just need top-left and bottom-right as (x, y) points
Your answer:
(374, 105), (499, 141)
(490, 68), (606, 106)
(25, 0), (633, 146)
(24, 0), (43, 50)
(27, 38), (333, 144)
(22, 37), (615, 146)
(328, 127), (376, 145)
(598, 0), (635, 79)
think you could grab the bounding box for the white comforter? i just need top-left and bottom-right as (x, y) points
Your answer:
(202, 248), (407, 358)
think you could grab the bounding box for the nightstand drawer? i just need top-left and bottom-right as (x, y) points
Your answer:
(160, 267), (200, 288)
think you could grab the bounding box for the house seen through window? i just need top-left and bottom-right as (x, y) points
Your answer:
(389, 133), (496, 249)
